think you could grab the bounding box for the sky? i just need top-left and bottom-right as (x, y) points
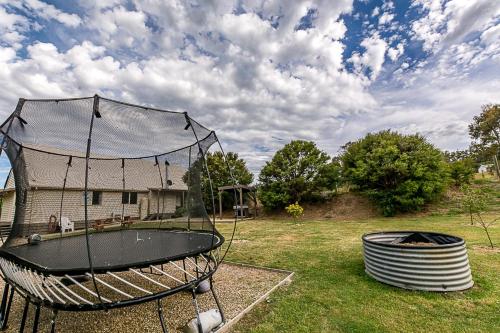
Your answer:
(0, 0), (499, 182)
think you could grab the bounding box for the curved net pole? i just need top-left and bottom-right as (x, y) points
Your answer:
(121, 158), (125, 223)
(213, 134), (239, 265)
(184, 114), (217, 233)
(154, 156), (165, 229)
(0, 169), (10, 244)
(58, 156), (72, 237)
(187, 146), (192, 231)
(84, 95), (103, 305)
(0, 100), (24, 245)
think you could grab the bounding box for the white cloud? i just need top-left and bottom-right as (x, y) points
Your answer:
(350, 33), (388, 80)
(6, 0), (82, 27)
(387, 43), (404, 61)
(411, 0), (500, 51)
(0, 6), (29, 48)
(0, 0), (498, 177)
(85, 5), (150, 48)
(378, 12), (394, 25)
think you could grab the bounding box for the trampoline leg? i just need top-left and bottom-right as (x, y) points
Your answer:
(182, 260), (188, 283)
(0, 284), (9, 325)
(19, 299), (29, 333)
(1, 286), (14, 330)
(32, 304), (40, 333)
(156, 299), (168, 333)
(191, 289), (203, 333)
(209, 277), (225, 324)
(50, 310), (58, 333)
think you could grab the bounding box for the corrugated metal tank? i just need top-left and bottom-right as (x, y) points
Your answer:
(362, 231), (473, 292)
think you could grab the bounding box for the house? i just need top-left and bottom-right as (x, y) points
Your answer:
(0, 146), (188, 235)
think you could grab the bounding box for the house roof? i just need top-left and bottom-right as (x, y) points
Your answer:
(5, 146), (189, 192)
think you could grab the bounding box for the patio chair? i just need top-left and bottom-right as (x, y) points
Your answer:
(60, 216), (74, 233)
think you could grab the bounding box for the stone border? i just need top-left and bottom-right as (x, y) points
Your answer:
(216, 261), (294, 333)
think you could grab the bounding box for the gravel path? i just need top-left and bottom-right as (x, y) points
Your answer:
(0, 263), (288, 332)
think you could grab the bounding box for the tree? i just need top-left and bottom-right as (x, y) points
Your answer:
(258, 140), (340, 210)
(444, 150), (475, 186)
(460, 185), (496, 248)
(460, 184), (488, 225)
(469, 104), (500, 177)
(342, 130), (449, 216)
(203, 151), (253, 211)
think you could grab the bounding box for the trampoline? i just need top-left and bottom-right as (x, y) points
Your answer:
(0, 95), (238, 332)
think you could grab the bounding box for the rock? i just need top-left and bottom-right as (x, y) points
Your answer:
(183, 309), (222, 333)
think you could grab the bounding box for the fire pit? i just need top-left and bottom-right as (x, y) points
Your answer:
(362, 231), (473, 291)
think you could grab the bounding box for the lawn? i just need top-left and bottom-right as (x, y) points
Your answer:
(216, 215), (499, 333)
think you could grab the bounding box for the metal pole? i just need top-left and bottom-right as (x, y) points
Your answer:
(59, 156), (72, 236)
(219, 190), (222, 220)
(187, 146), (192, 230)
(191, 289), (203, 333)
(239, 188), (243, 219)
(0, 284), (9, 322)
(157, 299), (168, 333)
(50, 310), (58, 333)
(121, 158), (125, 222)
(32, 304), (41, 333)
(19, 298), (29, 332)
(210, 276), (225, 323)
(1, 285), (13, 329)
(84, 94), (103, 304)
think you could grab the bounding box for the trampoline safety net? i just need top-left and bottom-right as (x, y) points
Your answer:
(0, 96), (226, 275)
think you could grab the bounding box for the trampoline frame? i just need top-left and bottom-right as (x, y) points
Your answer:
(0, 95), (240, 333)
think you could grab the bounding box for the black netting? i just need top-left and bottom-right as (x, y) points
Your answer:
(0, 96), (222, 276)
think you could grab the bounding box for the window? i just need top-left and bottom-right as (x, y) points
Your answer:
(122, 192), (138, 204)
(130, 192), (138, 204)
(92, 191), (102, 205)
(122, 192), (128, 204)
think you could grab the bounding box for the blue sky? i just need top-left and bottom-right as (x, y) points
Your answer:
(0, 0), (499, 182)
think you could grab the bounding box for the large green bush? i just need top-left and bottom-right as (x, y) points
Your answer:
(342, 130), (449, 216)
(258, 140), (341, 210)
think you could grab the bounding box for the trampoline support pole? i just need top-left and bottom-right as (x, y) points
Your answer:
(191, 289), (203, 333)
(0, 284), (9, 326)
(0, 284), (14, 330)
(19, 298), (29, 332)
(157, 299), (168, 333)
(32, 303), (40, 333)
(209, 276), (225, 323)
(182, 260), (188, 283)
(50, 310), (58, 333)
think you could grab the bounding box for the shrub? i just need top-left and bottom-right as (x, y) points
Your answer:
(285, 202), (304, 221)
(448, 158), (475, 186)
(258, 140), (341, 210)
(342, 130), (449, 216)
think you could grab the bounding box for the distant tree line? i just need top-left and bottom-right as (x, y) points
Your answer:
(203, 104), (498, 216)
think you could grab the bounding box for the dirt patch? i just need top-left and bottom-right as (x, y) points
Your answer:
(471, 245), (500, 254)
(397, 242), (437, 247)
(261, 192), (379, 220)
(0, 263), (290, 332)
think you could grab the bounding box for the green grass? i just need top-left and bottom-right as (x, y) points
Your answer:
(216, 215), (499, 333)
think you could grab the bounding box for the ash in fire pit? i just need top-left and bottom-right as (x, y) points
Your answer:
(362, 231), (473, 291)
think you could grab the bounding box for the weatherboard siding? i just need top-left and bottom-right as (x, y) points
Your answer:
(0, 192), (15, 224)
(25, 189), (144, 224)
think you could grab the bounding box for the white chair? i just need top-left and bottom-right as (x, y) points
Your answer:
(60, 216), (74, 233)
